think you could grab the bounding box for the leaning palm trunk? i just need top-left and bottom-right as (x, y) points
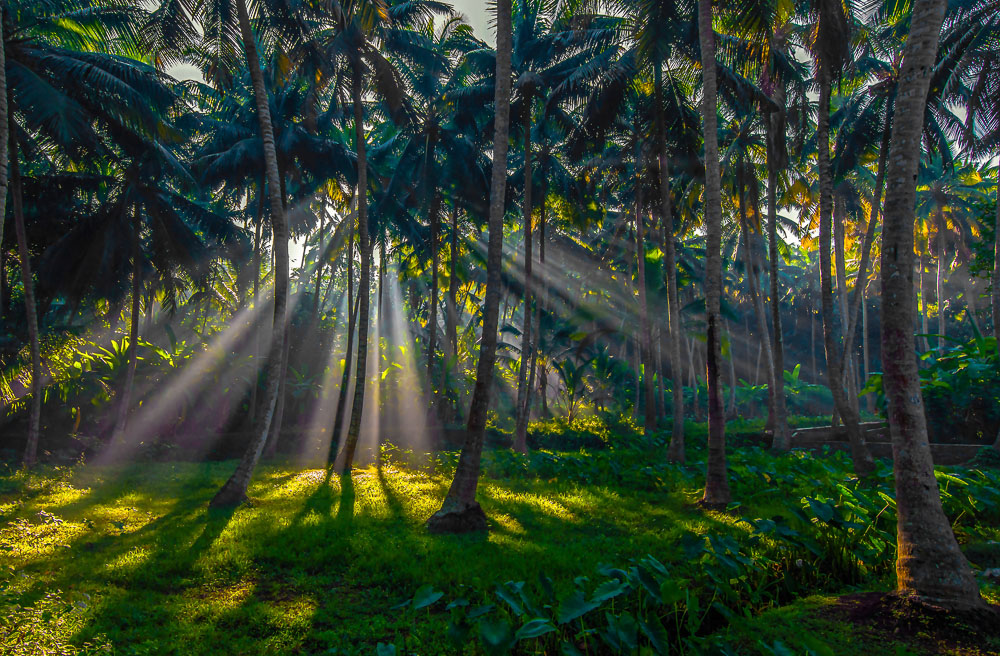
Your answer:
(655, 67), (685, 461)
(112, 208), (142, 442)
(10, 125), (40, 468)
(514, 111), (534, 453)
(339, 67), (373, 474)
(816, 61), (875, 478)
(210, 0), (290, 506)
(841, 124), (889, 370)
(427, 0), (512, 533)
(880, 0), (983, 609)
(766, 95), (791, 451)
(697, 0), (730, 507)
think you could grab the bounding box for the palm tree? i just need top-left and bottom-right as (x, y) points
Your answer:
(427, 0), (513, 534)
(3, 0), (174, 466)
(914, 155), (990, 351)
(697, 0), (730, 507)
(810, 0), (875, 477)
(146, 0), (294, 505)
(879, 0), (984, 609)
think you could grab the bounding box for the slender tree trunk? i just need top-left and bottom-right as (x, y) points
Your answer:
(447, 204), (460, 365)
(514, 109), (534, 453)
(314, 196), (326, 318)
(920, 255), (931, 352)
(697, 0), (730, 507)
(10, 126), (40, 467)
(0, 20), (9, 318)
(427, 0), (512, 533)
(635, 165), (656, 434)
(112, 206), (142, 442)
(248, 182), (264, 426)
(727, 321), (737, 417)
(766, 97), (790, 450)
(993, 167), (1000, 344)
(265, 329), (290, 457)
(880, 0), (983, 609)
(211, 0), (290, 506)
(835, 200), (861, 414)
(841, 123), (890, 368)
(738, 169), (777, 428)
(340, 67), (373, 474)
(428, 191), (441, 410)
(329, 215), (356, 463)
(443, 203), (460, 423)
(816, 60), (875, 478)
(863, 288), (874, 412)
(810, 298), (817, 381)
(936, 211), (946, 352)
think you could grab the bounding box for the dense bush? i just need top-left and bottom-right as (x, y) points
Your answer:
(864, 336), (1000, 444)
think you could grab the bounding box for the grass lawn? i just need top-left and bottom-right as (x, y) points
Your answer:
(1, 439), (999, 655)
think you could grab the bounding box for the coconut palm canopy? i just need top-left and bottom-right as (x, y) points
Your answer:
(1, 0), (1000, 651)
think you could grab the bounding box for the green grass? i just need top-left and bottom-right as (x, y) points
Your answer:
(0, 460), (738, 655)
(1, 435), (998, 655)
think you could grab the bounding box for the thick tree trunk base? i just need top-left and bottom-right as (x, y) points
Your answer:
(839, 591), (994, 641)
(209, 481), (250, 509)
(426, 501), (488, 534)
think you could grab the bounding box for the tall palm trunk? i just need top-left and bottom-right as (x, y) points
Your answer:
(936, 210), (946, 352)
(313, 197), (326, 319)
(112, 206), (142, 442)
(444, 203), (460, 422)
(841, 123), (890, 368)
(919, 255), (930, 352)
(514, 109), (534, 453)
(634, 149), (656, 434)
(738, 167), (777, 429)
(211, 0), (290, 506)
(10, 123), (40, 468)
(993, 166), (1000, 344)
(834, 200), (860, 414)
(248, 182), (264, 426)
(880, 0), (983, 609)
(0, 20), (9, 317)
(766, 94), (791, 451)
(655, 67), (686, 461)
(428, 191), (441, 407)
(428, 0), (512, 532)
(340, 66), (372, 474)
(446, 203), (459, 364)
(697, 0), (730, 507)
(816, 60), (875, 478)
(329, 215), (356, 463)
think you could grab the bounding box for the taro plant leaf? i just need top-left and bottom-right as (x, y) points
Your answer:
(495, 581), (525, 616)
(590, 578), (630, 604)
(638, 615), (670, 654)
(514, 618), (557, 641)
(375, 643), (397, 656)
(602, 611), (638, 651)
(659, 578), (686, 605)
(557, 590), (601, 624)
(561, 641), (585, 656)
(468, 604), (496, 619)
(412, 584), (443, 610)
(478, 616), (515, 656)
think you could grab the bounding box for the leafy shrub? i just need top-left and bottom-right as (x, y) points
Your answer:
(863, 336), (1000, 444)
(0, 567), (110, 655)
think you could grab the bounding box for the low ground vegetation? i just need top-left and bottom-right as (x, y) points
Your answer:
(1, 419), (998, 655)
